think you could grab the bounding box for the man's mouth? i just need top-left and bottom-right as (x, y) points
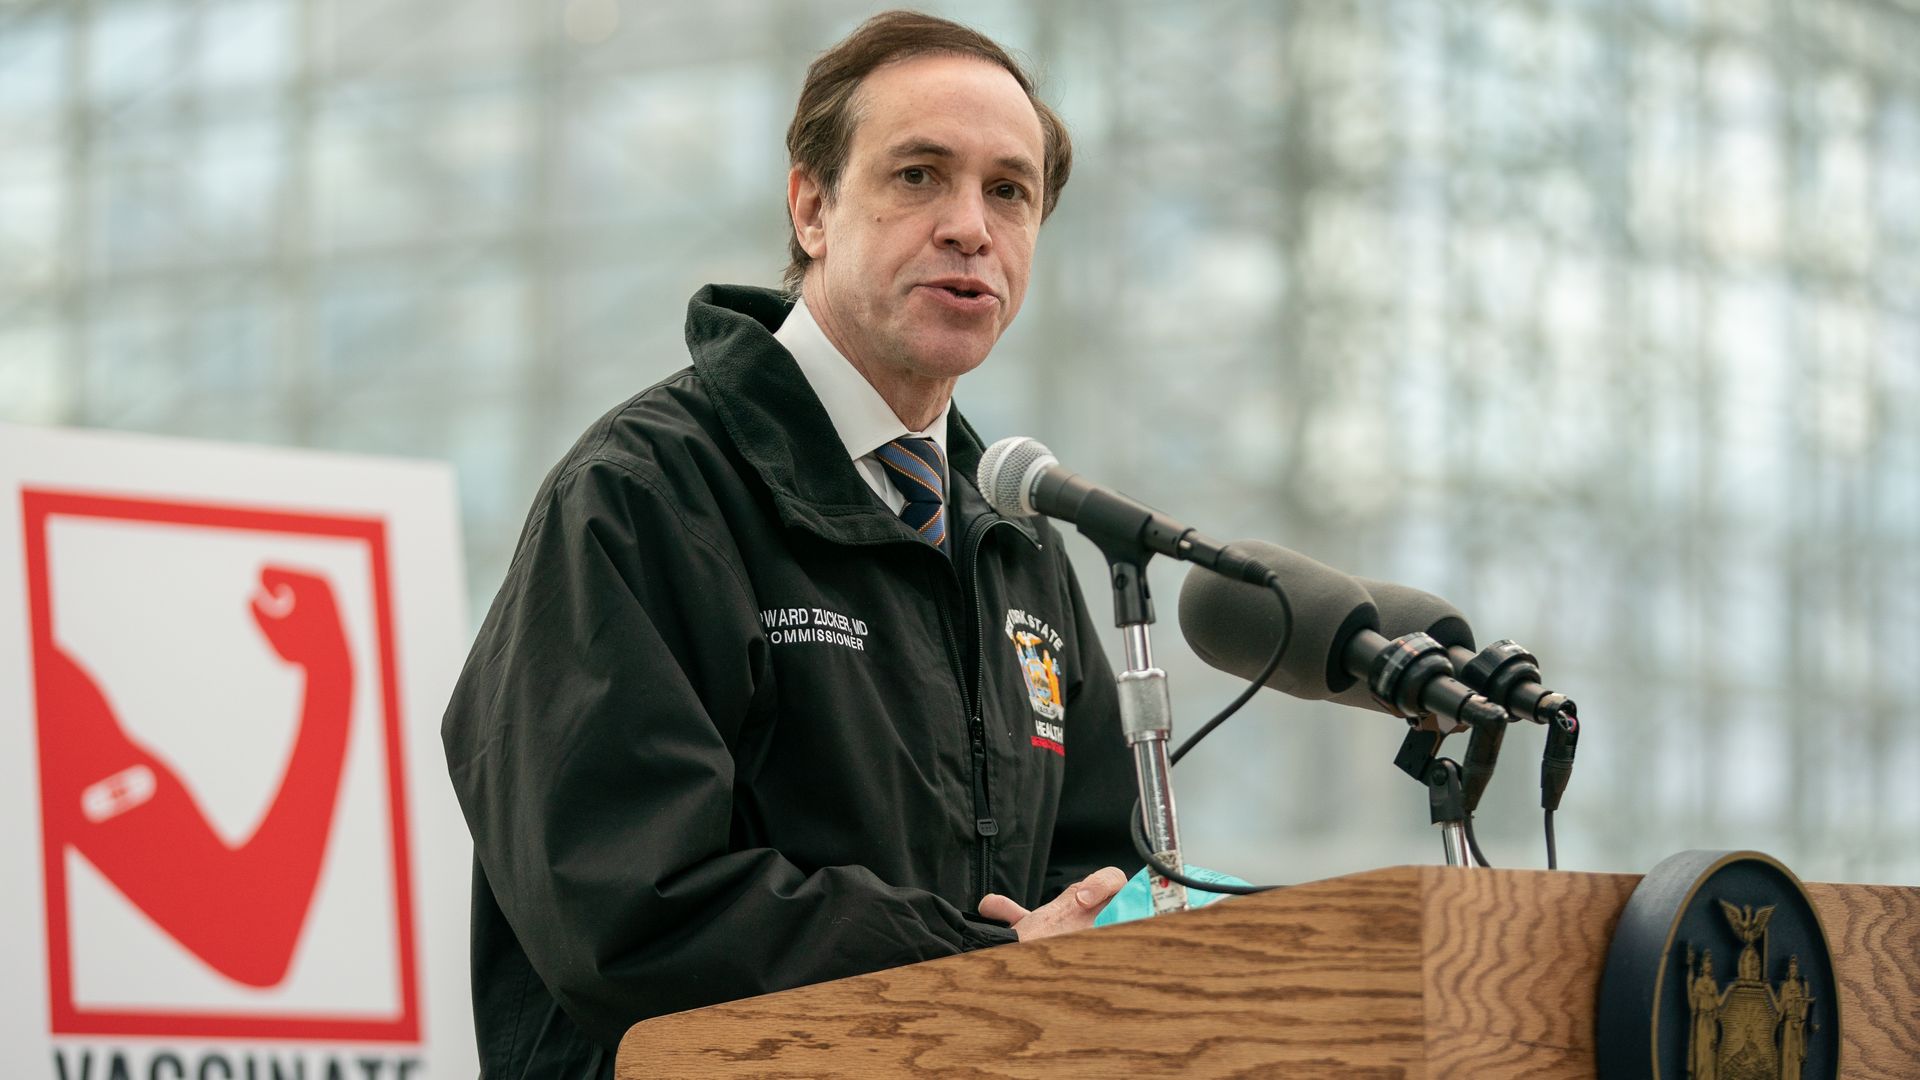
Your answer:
(921, 278), (996, 303)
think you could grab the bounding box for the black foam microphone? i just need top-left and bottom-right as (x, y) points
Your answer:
(1360, 579), (1576, 729)
(1176, 540), (1506, 728)
(1328, 579), (1476, 714)
(1179, 542), (1378, 701)
(976, 437), (1271, 584)
(1357, 579), (1476, 651)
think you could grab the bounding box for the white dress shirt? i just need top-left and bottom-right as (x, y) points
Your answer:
(774, 296), (951, 514)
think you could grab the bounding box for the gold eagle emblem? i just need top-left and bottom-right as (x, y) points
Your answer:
(1684, 901), (1816, 1080)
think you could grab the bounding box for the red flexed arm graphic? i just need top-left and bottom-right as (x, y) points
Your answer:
(35, 566), (354, 987)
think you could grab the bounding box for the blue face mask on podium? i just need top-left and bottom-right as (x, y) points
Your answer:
(1092, 865), (1251, 927)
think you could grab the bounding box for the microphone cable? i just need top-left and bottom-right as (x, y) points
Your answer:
(1167, 570), (1291, 769)
(1464, 811), (1493, 869)
(1541, 708), (1578, 869)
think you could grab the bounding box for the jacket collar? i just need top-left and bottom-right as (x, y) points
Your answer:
(684, 284), (1038, 549)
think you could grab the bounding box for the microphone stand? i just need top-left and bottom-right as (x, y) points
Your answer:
(1393, 727), (1481, 868)
(1107, 556), (1190, 915)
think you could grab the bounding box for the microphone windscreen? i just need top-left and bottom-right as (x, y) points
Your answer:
(1177, 539), (1378, 701)
(1327, 578), (1475, 712)
(976, 436), (1054, 517)
(1357, 578), (1475, 650)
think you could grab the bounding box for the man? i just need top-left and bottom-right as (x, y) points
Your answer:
(442, 12), (1136, 1077)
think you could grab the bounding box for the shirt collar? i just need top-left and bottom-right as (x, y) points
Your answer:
(685, 284), (1037, 547)
(774, 296), (950, 464)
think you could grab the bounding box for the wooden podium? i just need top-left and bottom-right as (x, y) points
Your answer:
(618, 866), (1920, 1078)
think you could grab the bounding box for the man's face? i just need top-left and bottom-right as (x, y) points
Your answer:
(794, 53), (1046, 383)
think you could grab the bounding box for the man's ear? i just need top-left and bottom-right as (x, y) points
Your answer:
(788, 166), (829, 260)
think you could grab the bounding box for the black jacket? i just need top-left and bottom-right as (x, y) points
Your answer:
(441, 285), (1136, 1078)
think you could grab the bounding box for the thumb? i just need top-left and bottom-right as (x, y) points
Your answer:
(1072, 866), (1129, 908)
(977, 892), (1030, 926)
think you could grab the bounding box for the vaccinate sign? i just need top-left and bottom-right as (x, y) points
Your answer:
(0, 424), (476, 1079)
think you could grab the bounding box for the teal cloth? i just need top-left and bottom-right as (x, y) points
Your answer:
(1093, 864), (1251, 926)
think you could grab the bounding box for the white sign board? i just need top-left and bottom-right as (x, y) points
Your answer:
(0, 424), (476, 1079)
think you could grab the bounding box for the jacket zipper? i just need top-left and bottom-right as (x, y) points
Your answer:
(953, 515), (1039, 904)
(934, 521), (990, 903)
(928, 511), (1043, 905)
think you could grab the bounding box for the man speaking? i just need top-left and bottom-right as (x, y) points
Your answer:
(442, 11), (1135, 1076)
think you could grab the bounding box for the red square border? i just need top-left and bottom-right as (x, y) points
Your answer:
(21, 489), (422, 1043)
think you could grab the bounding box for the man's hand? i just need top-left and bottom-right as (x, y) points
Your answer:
(978, 867), (1128, 941)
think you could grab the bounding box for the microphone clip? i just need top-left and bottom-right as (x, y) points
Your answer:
(1104, 555), (1156, 628)
(1389, 733), (1484, 869)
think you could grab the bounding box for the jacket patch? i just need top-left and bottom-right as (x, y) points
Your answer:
(1005, 608), (1065, 754)
(760, 606), (869, 651)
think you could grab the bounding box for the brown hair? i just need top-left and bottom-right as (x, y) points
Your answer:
(782, 9), (1073, 294)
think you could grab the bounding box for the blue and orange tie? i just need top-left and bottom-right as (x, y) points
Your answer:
(876, 437), (949, 554)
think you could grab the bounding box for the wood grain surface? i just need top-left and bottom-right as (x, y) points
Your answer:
(1803, 880), (1920, 1079)
(1420, 866), (1640, 1077)
(621, 866), (1429, 1078)
(616, 866), (1920, 1079)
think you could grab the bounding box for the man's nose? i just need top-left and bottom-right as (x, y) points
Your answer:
(933, 189), (991, 255)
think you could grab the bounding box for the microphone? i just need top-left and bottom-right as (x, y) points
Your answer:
(1179, 542), (1376, 701)
(1352, 578), (1580, 813)
(976, 437), (1271, 585)
(1326, 580), (1475, 714)
(1175, 540), (1506, 728)
(1359, 579), (1577, 729)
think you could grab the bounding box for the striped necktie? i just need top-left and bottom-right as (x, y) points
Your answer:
(876, 437), (949, 554)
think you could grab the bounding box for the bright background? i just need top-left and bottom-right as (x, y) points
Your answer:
(2, 0), (1916, 886)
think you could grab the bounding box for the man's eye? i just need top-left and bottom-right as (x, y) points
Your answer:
(993, 182), (1029, 202)
(901, 167), (929, 184)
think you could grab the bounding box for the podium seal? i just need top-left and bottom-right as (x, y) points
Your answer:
(1597, 850), (1839, 1080)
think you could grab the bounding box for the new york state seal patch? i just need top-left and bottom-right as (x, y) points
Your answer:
(1597, 850), (1839, 1080)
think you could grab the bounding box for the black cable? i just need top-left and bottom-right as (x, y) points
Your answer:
(1462, 812), (1493, 868)
(1129, 797), (1275, 895)
(1168, 573), (1290, 766)
(1544, 809), (1558, 870)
